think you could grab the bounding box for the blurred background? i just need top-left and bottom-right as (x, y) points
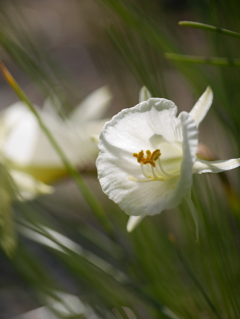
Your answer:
(1, 0), (240, 318)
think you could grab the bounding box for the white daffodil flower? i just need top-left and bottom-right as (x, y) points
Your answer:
(0, 86), (112, 184)
(97, 86), (240, 239)
(0, 86), (111, 254)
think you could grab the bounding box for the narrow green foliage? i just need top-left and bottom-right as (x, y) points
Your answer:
(0, 164), (17, 257)
(106, 27), (163, 96)
(165, 53), (240, 67)
(179, 21), (240, 39)
(173, 244), (223, 319)
(0, 3), (79, 114)
(97, 0), (214, 95)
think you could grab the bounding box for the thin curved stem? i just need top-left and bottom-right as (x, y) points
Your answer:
(179, 21), (240, 39)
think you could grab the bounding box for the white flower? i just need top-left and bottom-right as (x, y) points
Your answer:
(0, 86), (111, 254)
(0, 86), (112, 185)
(97, 87), (240, 238)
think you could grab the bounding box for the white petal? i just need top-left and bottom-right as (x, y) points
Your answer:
(193, 158), (240, 174)
(10, 170), (54, 200)
(170, 112), (198, 208)
(99, 98), (180, 157)
(1, 103), (87, 167)
(71, 119), (109, 168)
(1, 103), (41, 165)
(127, 216), (144, 232)
(139, 86), (152, 102)
(69, 86), (112, 123)
(189, 87), (213, 127)
(184, 194), (199, 242)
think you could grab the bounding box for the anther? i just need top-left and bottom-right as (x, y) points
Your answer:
(133, 149), (161, 167)
(133, 150), (144, 163)
(151, 149), (161, 161)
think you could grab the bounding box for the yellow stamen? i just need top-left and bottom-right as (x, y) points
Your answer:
(133, 149), (161, 167)
(151, 149), (161, 161)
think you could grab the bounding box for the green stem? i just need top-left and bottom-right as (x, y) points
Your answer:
(165, 53), (240, 67)
(0, 62), (114, 236)
(179, 21), (240, 39)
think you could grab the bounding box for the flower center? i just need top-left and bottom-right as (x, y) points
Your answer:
(130, 149), (175, 182)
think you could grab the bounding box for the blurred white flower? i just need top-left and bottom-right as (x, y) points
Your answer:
(97, 87), (240, 238)
(0, 86), (111, 254)
(0, 86), (112, 184)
